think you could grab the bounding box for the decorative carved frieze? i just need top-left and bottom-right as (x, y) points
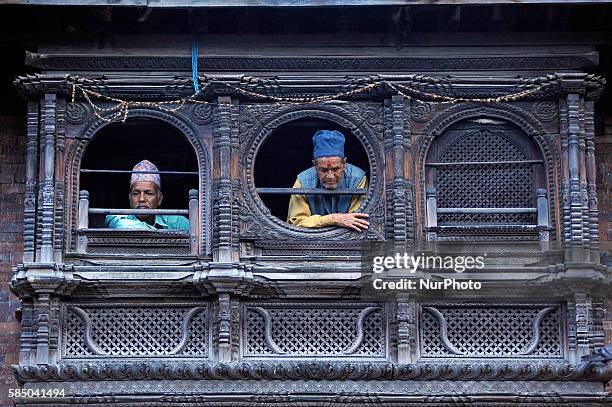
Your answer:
(81, 229), (191, 255)
(14, 73), (606, 103)
(65, 102), (89, 125)
(410, 100), (434, 123)
(13, 360), (610, 383)
(190, 103), (214, 124)
(532, 101), (557, 122)
(24, 54), (599, 73)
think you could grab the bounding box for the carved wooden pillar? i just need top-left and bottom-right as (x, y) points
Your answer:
(559, 97), (570, 254)
(48, 296), (61, 363)
(217, 293), (232, 362)
(568, 293), (607, 363)
(584, 100), (599, 262)
(40, 94), (57, 263)
(396, 298), (417, 363)
(578, 97), (590, 261)
(384, 95), (413, 248)
(24, 101), (39, 263)
(18, 300), (35, 365)
(30, 290), (60, 365)
(211, 97), (242, 362)
(564, 93), (586, 262)
(573, 293), (592, 361)
(34, 292), (51, 364)
(561, 90), (600, 264)
(53, 98), (66, 262)
(212, 96), (239, 263)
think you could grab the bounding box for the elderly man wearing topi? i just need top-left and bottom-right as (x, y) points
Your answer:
(287, 130), (369, 232)
(105, 160), (189, 230)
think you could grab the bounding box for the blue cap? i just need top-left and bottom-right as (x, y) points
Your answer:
(312, 130), (345, 159)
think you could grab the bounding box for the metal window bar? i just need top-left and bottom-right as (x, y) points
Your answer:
(88, 208), (189, 215)
(436, 208), (537, 214)
(425, 188), (550, 251)
(426, 160), (544, 167)
(80, 169), (198, 176)
(256, 188), (366, 195)
(77, 189), (199, 255)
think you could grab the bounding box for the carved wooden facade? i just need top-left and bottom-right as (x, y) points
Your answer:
(8, 26), (612, 406)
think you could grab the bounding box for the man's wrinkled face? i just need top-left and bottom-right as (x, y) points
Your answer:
(314, 156), (345, 190)
(129, 181), (163, 221)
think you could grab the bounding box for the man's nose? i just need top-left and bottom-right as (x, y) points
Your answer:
(138, 193), (146, 201)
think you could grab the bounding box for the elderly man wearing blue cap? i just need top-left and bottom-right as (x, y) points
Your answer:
(287, 130), (369, 231)
(105, 160), (190, 230)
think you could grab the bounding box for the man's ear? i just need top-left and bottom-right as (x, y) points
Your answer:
(158, 191), (164, 206)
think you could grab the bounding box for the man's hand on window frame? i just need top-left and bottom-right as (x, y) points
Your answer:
(331, 213), (369, 232)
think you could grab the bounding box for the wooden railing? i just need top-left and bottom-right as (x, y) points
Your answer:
(426, 187), (551, 251)
(77, 189), (199, 255)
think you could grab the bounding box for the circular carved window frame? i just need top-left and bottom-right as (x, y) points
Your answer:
(242, 107), (385, 239)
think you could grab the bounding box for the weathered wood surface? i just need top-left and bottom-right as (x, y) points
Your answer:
(3, 0), (612, 6)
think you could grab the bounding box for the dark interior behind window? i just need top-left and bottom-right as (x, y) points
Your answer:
(80, 118), (198, 228)
(254, 118), (369, 221)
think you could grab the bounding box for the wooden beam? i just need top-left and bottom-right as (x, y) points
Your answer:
(4, 1), (612, 7)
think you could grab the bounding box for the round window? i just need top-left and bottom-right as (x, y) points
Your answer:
(254, 117), (369, 224)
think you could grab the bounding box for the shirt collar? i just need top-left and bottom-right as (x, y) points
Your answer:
(127, 214), (169, 228)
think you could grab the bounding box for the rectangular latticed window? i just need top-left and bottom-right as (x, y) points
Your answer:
(435, 130), (537, 225)
(62, 303), (209, 358)
(419, 304), (563, 358)
(243, 302), (387, 358)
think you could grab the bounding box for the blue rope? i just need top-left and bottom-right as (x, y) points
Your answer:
(191, 39), (199, 94)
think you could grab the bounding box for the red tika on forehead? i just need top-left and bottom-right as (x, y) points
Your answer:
(325, 160), (333, 167)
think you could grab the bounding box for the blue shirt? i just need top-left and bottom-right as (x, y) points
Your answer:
(105, 214), (190, 231)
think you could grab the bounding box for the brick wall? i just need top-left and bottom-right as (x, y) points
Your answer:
(0, 116), (25, 405)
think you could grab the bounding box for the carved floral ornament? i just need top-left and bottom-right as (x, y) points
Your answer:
(57, 73), (604, 124)
(13, 361), (611, 383)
